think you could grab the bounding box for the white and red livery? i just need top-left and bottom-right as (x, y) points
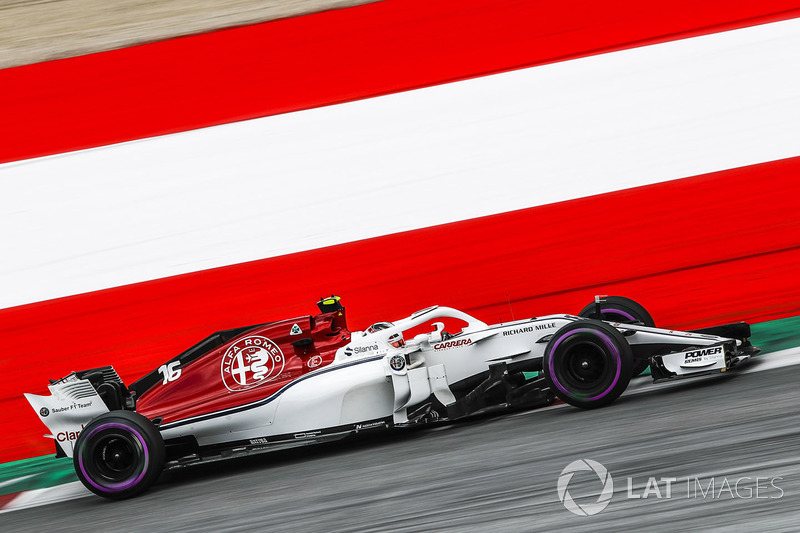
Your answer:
(24, 295), (758, 499)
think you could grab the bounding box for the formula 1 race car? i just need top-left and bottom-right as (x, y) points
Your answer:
(25, 295), (759, 499)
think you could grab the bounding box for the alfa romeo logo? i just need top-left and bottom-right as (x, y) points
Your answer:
(557, 459), (614, 516)
(389, 354), (406, 371)
(40, 407), (50, 417)
(221, 335), (285, 392)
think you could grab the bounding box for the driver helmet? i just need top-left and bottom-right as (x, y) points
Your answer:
(387, 332), (405, 349)
(366, 321), (393, 334)
(365, 321), (405, 348)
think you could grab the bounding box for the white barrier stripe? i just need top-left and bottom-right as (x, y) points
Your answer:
(2, 18), (800, 308)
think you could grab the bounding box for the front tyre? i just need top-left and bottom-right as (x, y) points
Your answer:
(74, 411), (165, 499)
(543, 320), (633, 409)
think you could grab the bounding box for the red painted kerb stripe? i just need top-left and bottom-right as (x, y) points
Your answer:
(2, 0), (800, 163)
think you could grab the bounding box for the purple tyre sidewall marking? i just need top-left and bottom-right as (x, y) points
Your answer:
(78, 422), (150, 493)
(600, 308), (636, 322)
(547, 328), (621, 401)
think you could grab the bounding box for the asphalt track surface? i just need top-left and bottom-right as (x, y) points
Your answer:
(4, 359), (799, 532)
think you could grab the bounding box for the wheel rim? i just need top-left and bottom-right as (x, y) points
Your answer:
(93, 435), (138, 480)
(547, 329), (622, 401)
(558, 341), (608, 393)
(562, 341), (607, 388)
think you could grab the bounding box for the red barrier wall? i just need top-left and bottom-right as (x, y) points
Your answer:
(2, 0), (800, 163)
(4, 157), (800, 461)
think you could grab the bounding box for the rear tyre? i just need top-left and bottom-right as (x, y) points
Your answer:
(74, 411), (165, 499)
(543, 320), (633, 409)
(579, 296), (654, 376)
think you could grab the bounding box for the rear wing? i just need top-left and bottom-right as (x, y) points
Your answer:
(23, 366), (129, 457)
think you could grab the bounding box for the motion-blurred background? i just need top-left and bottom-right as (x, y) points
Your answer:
(2, 0), (799, 466)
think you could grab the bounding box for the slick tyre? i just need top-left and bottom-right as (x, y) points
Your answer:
(579, 296), (654, 376)
(543, 320), (633, 409)
(74, 410), (165, 499)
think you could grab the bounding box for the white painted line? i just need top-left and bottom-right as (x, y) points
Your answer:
(0, 474), (36, 490)
(0, 481), (91, 513)
(740, 347), (800, 374)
